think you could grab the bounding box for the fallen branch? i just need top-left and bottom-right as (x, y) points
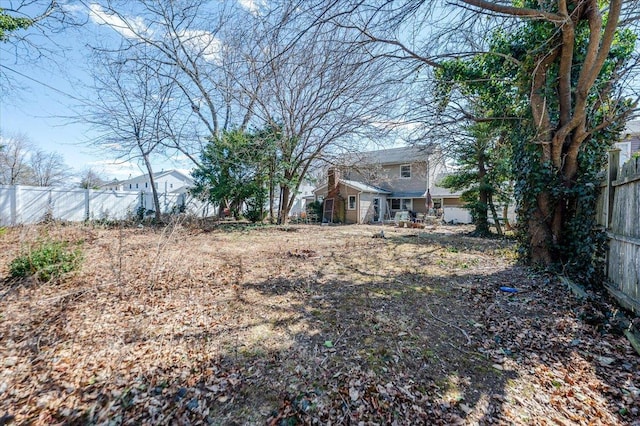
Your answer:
(425, 303), (472, 345)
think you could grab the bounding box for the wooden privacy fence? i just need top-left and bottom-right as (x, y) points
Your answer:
(597, 150), (640, 314)
(0, 185), (208, 226)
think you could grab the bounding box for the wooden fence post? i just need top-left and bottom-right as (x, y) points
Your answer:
(607, 149), (620, 229)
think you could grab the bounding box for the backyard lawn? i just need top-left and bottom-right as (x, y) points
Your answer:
(1, 222), (638, 425)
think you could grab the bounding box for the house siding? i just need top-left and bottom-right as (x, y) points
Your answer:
(377, 163), (429, 194)
(342, 184), (360, 224)
(103, 170), (193, 195)
(359, 193), (387, 223)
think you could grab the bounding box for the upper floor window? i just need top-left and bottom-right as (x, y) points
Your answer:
(400, 165), (411, 178)
(135, 183), (139, 189)
(348, 195), (356, 210)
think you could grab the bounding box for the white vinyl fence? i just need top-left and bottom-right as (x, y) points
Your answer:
(0, 185), (209, 226)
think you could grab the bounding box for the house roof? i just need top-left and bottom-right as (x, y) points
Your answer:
(426, 186), (463, 198)
(312, 179), (392, 195)
(624, 120), (640, 135)
(341, 179), (392, 194)
(341, 145), (435, 167)
(109, 169), (194, 186)
(390, 191), (427, 198)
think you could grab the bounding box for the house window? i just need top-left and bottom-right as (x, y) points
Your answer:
(136, 183), (139, 189)
(348, 195), (356, 210)
(400, 165), (411, 178)
(129, 184), (132, 189)
(391, 198), (412, 210)
(170, 183), (173, 189)
(145, 182), (148, 188)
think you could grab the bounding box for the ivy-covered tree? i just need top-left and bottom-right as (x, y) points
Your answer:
(192, 129), (275, 222)
(434, 3), (637, 282)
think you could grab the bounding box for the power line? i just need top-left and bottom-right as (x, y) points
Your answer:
(0, 63), (93, 107)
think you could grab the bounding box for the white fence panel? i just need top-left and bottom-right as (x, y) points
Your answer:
(17, 186), (51, 224)
(443, 207), (473, 224)
(51, 188), (87, 222)
(89, 190), (141, 221)
(0, 186), (15, 226)
(0, 185), (212, 226)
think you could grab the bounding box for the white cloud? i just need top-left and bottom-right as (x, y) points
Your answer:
(238, 0), (267, 16)
(88, 159), (139, 181)
(88, 3), (149, 40)
(177, 29), (222, 63)
(60, 3), (86, 15)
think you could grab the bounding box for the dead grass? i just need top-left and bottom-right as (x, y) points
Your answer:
(0, 221), (638, 425)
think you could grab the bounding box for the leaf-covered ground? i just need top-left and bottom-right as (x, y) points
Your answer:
(1, 222), (638, 425)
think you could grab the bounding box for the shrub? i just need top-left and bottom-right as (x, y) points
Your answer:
(306, 201), (323, 219)
(9, 240), (83, 282)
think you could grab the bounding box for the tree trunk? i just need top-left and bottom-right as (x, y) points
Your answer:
(142, 154), (162, 223)
(268, 160), (276, 224)
(278, 184), (290, 224)
(529, 194), (553, 265)
(475, 154), (490, 235)
(488, 194), (502, 236)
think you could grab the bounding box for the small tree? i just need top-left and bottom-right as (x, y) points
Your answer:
(0, 131), (33, 185)
(440, 123), (512, 236)
(88, 50), (175, 222)
(192, 129), (273, 221)
(28, 149), (70, 187)
(78, 168), (107, 189)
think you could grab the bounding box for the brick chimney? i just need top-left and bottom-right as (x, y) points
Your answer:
(327, 167), (340, 197)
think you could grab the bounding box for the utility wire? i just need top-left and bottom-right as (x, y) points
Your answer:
(0, 63), (93, 107)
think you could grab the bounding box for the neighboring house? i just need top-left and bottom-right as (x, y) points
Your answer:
(101, 169), (194, 194)
(288, 180), (317, 217)
(312, 146), (466, 224)
(615, 121), (640, 167)
(100, 169), (198, 214)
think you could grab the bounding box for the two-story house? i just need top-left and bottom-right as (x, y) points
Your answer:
(615, 120), (640, 167)
(312, 146), (467, 224)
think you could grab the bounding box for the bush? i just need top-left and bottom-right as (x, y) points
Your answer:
(9, 240), (83, 282)
(306, 200), (323, 219)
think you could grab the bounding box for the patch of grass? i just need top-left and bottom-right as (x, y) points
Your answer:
(0, 227), (7, 237)
(9, 240), (83, 282)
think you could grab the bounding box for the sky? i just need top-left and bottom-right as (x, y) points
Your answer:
(2, 1), (639, 184)
(0, 0), (262, 182)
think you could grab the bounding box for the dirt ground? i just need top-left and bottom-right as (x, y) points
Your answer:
(0, 221), (638, 425)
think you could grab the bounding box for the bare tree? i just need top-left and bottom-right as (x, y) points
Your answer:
(87, 0), (258, 166)
(0, 1), (84, 93)
(78, 168), (107, 189)
(87, 48), (176, 222)
(0, 131), (33, 185)
(243, 3), (400, 223)
(28, 148), (70, 186)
